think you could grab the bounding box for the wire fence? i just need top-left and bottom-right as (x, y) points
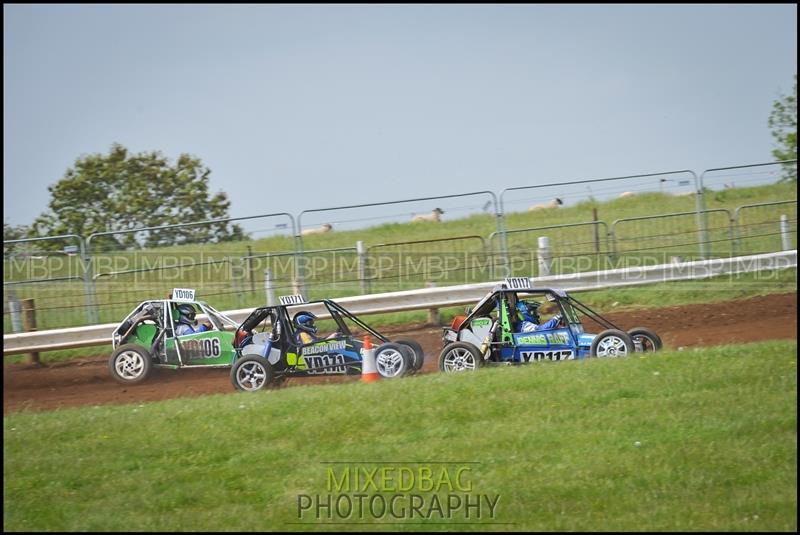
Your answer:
(4, 160), (797, 333)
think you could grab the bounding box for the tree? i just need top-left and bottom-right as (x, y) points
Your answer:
(32, 144), (247, 250)
(3, 221), (29, 242)
(768, 74), (797, 182)
(3, 221), (31, 255)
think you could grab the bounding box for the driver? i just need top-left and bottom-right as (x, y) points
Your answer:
(175, 304), (212, 336)
(293, 310), (340, 344)
(516, 300), (562, 332)
(294, 311), (319, 344)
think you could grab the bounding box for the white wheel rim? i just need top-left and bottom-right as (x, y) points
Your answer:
(376, 349), (405, 378)
(596, 336), (628, 358)
(442, 347), (476, 373)
(114, 350), (146, 380)
(236, 361), (268, 391)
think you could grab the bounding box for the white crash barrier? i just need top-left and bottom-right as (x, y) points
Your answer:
(3, 250), (796, 356)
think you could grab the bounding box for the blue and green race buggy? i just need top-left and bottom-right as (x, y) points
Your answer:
(230, 296), (424, 391)
(438, 278), (662, 373)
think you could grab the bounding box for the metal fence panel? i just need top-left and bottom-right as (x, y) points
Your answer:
(610, 209), (734, 262)
(499, 170), (700, 260)
(3, 234), (94, 332)
(296, 191), (503, 292)
(83, 213), (295, 327)
(500, 170), (699, 217)
(366, 236), (490, 292)
(490, 221), (610, 277)
(697, 161), (797, 257)
(243, 246), (360, 301)
(699, 161), (797, 192)
(734, 200), (798, 255)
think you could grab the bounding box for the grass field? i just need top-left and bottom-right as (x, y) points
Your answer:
(4, 340), (797, 531)
(3, 180), (796, 332)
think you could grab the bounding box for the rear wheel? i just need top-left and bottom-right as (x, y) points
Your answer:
(628, 327), (662, 353)
(109, 344), (153, 384)
(394, 338), (425, 373)
(231, 356), (275, 391)
(438, 342), (484, 373)
(374, 343), (413, 378)
(590, 329), (634, 358)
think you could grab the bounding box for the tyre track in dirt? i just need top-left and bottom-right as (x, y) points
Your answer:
(4, 293), (796, 414)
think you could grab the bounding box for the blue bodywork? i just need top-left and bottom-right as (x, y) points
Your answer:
(498, 327), (597, 362)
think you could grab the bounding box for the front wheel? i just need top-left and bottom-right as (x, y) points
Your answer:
(373, 343), (413, 379)
(590, 329), (634, 358)
(394, 338), (425, 373)
(628, 327), (663, 353)
(438, 342), (484, 373)
(109, 344), (153, 384)
(231, 356), (275, 391)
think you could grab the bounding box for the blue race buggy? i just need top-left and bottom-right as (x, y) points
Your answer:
(438, 279), (662, 373)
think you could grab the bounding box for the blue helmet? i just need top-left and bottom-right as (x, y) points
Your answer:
(516, 300), (541, 324)
(294, 311), (318, 335)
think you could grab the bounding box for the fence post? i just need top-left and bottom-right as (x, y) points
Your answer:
(264, 269), (276, 306)
(537, 236), (552, 276)
(293, 234), (308, 301)
(426, 281), (440, 325)
(357, 240), (368, 294)
(7, 290), (22, 332)
(21, 298), (41, 366)
(246, 245), (255, 294)
(292, 278), (303, 299)
(780, 215), (792, 251)
(695, 172), (709, 260)
(592, 208), (600, 255)
(80, 237), (97, 324)
(494, 207), (510, 279)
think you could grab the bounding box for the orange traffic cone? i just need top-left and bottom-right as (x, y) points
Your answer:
(361, 335), (379, 382)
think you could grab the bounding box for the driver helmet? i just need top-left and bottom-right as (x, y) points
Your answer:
(516, 300), (542, 324)
(177, 304), (197, 326)
(294, 311), (318, 335)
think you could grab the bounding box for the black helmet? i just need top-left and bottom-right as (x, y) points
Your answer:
(177, 304), (196, 326)
(293, 311), (318, 335)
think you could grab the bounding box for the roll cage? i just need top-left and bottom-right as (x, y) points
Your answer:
(238, 299), (391, 347)
(456, 287), (623, 335)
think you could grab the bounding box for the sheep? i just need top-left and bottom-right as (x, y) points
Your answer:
(619, 191), (636, 198)
(412, 208), (445, 222)
(528, 198), (563, 211)
(301, 223), (333, 236)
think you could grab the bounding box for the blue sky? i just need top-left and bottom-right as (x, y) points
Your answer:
(3, 4), (797, 234)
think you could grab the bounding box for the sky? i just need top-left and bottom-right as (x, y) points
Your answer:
(3, 4), (797, 236)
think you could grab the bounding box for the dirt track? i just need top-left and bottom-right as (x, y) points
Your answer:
(4, 293), (796, 414)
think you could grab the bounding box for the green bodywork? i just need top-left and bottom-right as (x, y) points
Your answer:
(499, 298), (514, 344)
(127, 324), (157, 349)
(127, 323), (236, 366)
